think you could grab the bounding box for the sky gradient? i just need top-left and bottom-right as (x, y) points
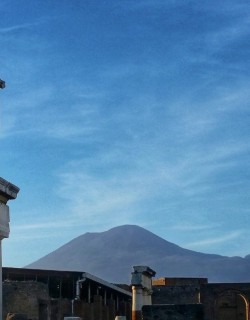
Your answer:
(1, 0), (250, 268)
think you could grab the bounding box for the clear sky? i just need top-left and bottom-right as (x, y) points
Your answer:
(0, 0), (250, 268)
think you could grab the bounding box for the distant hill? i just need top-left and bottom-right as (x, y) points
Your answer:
(26, 225), (250, 283)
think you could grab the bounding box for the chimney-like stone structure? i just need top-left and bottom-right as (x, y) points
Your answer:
(0, 177), (19, 320)
(131, 266), (156, 320)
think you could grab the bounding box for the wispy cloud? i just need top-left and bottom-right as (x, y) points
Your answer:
(53, 136), (241, 227)
(186, 230), (244, 248)
(56, 171), (144, 225)
(1, 0), (250, 264)
(12, 220), (78, 231)
(0, 22), (40, 34)
(170, 223), (220, 232)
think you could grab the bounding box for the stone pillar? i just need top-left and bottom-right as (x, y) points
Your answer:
(131, 266), (156, 320)
(0, 177), (20, 320)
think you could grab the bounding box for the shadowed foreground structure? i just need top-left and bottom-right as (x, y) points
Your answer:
(2, 267), (132, 320)
(0, 177), (19, 320)
(3, 266), (250, 320)
(142, 304), (204, 320)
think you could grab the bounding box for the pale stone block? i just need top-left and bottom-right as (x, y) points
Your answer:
(0, 204), (10, 239)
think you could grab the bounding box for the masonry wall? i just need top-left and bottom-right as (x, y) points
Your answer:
(200, 283), (250, 320)
(152, 285), (200, 305)
(142, 304), (204, 320)
(3, 281), (131, 320)
(3, 281), (49, 320)
(8, 314), (28, 320)
(73, 295), (131, 320)
(153, 278), (207, 286)
(151, 282), (250, 320)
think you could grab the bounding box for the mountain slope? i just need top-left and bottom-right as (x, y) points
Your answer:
(26, 225), (250, 283)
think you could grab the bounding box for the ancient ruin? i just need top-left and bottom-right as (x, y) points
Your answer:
(0, 178), (19, 320)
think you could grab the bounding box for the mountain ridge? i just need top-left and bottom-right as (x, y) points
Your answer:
(26, 225), (250, 283)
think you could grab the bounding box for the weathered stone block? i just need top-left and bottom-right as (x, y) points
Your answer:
(11, 314), (28, 320)
(142, 304), (204, 320)
(3, 281), (49, 320)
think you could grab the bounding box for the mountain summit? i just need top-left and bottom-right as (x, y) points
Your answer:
(26, 225), (250, 283)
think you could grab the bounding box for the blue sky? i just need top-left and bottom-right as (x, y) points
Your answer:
(0, 0), (250, 268)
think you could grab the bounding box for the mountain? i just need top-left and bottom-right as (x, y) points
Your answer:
(26, 225), (250, 283)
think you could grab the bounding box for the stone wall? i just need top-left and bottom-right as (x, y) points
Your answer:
(153, 278), (207, 286)
(142, 304), (204, 320)
(3, 281), (131, 320)
(151, 282), (250, 320)
(152, 285), (200, 305)
(73, 295), (131, 320)
(200, 283), (250, 320)
(3, 281), (49, 320)
(8, 314), (28, 320)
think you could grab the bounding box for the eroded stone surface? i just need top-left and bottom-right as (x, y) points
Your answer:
(142, 304), (204, 320)
(0, 177), (20, 204)
(0, 204), (10, 238)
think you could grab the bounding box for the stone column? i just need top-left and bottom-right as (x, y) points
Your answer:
(131, 266), (156, 320)
(0, 177), (20, 320)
